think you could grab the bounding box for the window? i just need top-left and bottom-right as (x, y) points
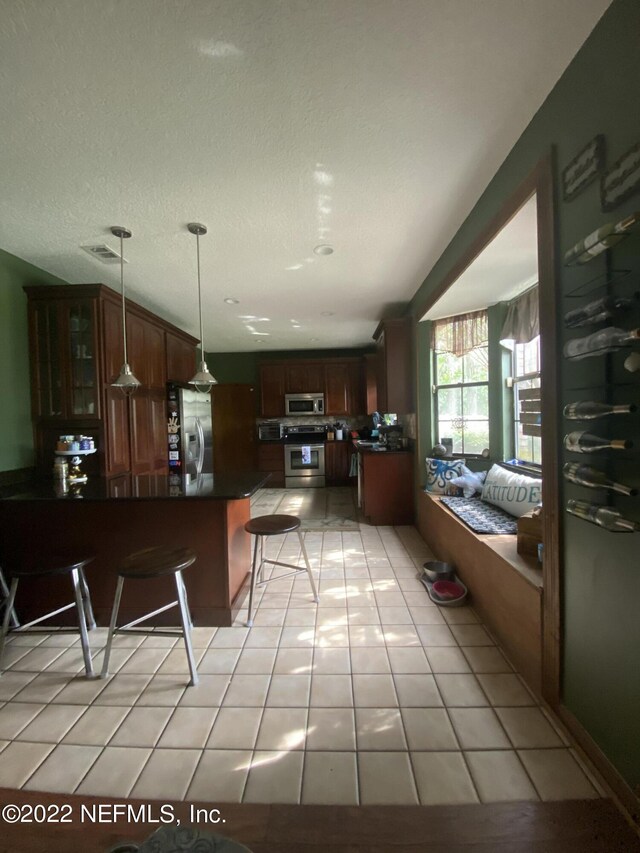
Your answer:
(433, 345), (489, 455)
(512, 335), (541, 465)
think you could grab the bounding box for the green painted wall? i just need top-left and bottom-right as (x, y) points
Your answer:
(410, 0), (640, 791)
(0, 249), (69, 472)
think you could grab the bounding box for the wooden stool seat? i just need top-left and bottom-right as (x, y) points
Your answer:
(245, 514), (319, 627)
(0, 556), (96, 678)
(101, 545), (199, 686)
(118, 546), (197, 579)
(245, 514), (302, 536)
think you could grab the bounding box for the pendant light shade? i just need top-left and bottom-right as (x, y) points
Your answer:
(187, 222), (217, 389)
(110, 226), (141, 394)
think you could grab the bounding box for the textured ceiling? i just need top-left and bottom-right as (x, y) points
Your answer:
(0, 0), (610, 352)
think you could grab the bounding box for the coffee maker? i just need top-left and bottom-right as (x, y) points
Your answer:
(380, 425), (404, 450)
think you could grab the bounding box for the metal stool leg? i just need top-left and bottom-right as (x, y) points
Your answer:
(174, 570), (199, 686)
(71, 568), (95, 677)
(298, 531), (319, 602)
(246, 533), (261, 628)
(177, 571), (193, 630)
(0, 569), (19, 629)
(0, 577), (19, 671)
(77, 567), (96, 630)
(101, 576), (124, 678)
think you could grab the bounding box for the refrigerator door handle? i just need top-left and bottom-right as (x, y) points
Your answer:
(195, 416), (205, 476)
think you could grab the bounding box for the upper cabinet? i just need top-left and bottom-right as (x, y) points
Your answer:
(260, 364), (287, 417)
(29, 294), (99, 420)
(373, 317), (413, 414)
(25, 284), (198, 477)
(285, 363), (324, 394)
(259, 358), (366, 418)
(166, 331), (197, 384)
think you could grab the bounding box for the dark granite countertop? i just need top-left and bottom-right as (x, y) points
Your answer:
(1, 471), (271, 502)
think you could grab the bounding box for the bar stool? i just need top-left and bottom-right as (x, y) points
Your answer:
(100, 546), (199, 686)
(0, 555), (96, 677)
(244, 514), (319, 627)
(0, 567), (20, 629)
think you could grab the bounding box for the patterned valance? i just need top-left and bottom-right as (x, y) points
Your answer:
(431, 309), (488, 357)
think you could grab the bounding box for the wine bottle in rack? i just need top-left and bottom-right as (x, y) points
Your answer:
(564, 294), (637, 329)
(564, 211), (640, 265)
(566, 499), (639, 532)
(563, 463), (638, 496)
(563, 401), (637, 420)
(564, 431), (632, 453)
(563, 327), (640, 360)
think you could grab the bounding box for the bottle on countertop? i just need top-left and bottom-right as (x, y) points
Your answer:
(53, 457), (68, 480)
(566, 499), (639, 532)
(563, 327), (640, 360)
(564, 294), (638, 329)
(564, 431), (633, 453)
(563, 211), (640, 265)
(563, 401), (637, 420)
(563, 462), (637, 497)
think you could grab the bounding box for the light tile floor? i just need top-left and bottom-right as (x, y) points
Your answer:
(0, 489), (606, 806)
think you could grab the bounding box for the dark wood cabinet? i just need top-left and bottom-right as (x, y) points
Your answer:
(257, 443), (285, 487)
(373, 317), (413, 414)
(259, 365), (286, 417)
(286, 363), (324, 393)
(325, 441), (351, 485)
(360, 450), (414, 525)
(324, 363), (350, 415)
(166, 331), (197, 383)
(259, 357), (366, 417)
(25, 284), (198, 479)
(364, 353), (378, 415)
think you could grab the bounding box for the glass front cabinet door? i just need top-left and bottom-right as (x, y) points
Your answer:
(30, 296), (99, 420)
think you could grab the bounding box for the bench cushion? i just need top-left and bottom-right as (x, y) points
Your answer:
(439, 495), (518, 534)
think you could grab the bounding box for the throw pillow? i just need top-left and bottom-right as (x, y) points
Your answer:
(481, 464), (542, 518)
(450, 465), (487, 498)
(425, 457), (466, 494)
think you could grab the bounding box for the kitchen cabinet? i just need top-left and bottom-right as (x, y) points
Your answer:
(257, 443), (285, 487)
(373, 317), (413, 414)
(259, 357), (366, 417)
(364, 353), (378, 415)
(25, 284), (198, 479)
(259, 365), (286, 417)
(359, 450), (414, 525)
(166, 331), (197, 383)
(286, 363), (324, 394)
(325, 441), (351, 485)
(324, 363), (350, 415)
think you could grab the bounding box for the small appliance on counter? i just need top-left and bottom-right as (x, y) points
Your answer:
(258, 421), (284, 440)
(380, 425), (404, 450)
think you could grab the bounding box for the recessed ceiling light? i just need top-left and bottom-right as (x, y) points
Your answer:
(320, 311), (334, 317)
(224, 297), (239, 304)
(313, 244), (334, 256)
(254, 339), (265, 344)
(310, 338), (319, 342)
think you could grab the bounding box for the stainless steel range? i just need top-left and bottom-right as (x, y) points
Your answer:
(284, 424), (327, 488)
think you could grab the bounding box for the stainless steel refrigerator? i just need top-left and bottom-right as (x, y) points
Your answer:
(167, 383), (213, 482)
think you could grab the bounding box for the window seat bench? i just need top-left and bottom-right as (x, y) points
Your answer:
(417, 490), (542, 696)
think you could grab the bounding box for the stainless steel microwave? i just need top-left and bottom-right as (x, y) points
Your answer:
(285, 393), (325, 416)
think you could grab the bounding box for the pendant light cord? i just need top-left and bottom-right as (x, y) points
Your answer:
(196, 231), (205, 363)
(120, 232), (128, 365)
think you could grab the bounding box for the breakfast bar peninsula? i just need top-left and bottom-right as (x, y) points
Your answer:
(0, 472), (269, 627)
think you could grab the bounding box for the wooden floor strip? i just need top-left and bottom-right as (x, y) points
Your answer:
(0, 790), (638, 852)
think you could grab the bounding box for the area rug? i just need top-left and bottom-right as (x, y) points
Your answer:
(251, 487), (360, 530)
(439, 495), (517, 534)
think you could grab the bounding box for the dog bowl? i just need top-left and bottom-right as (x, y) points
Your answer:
(432, 580), (466, 600)
(422, 561), (455, 583)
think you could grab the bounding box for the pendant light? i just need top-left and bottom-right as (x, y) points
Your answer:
(187, 222), (217, 389)
(110, 226), (141, 394)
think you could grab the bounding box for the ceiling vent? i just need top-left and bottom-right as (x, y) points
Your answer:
(81, 243), (127, 264)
